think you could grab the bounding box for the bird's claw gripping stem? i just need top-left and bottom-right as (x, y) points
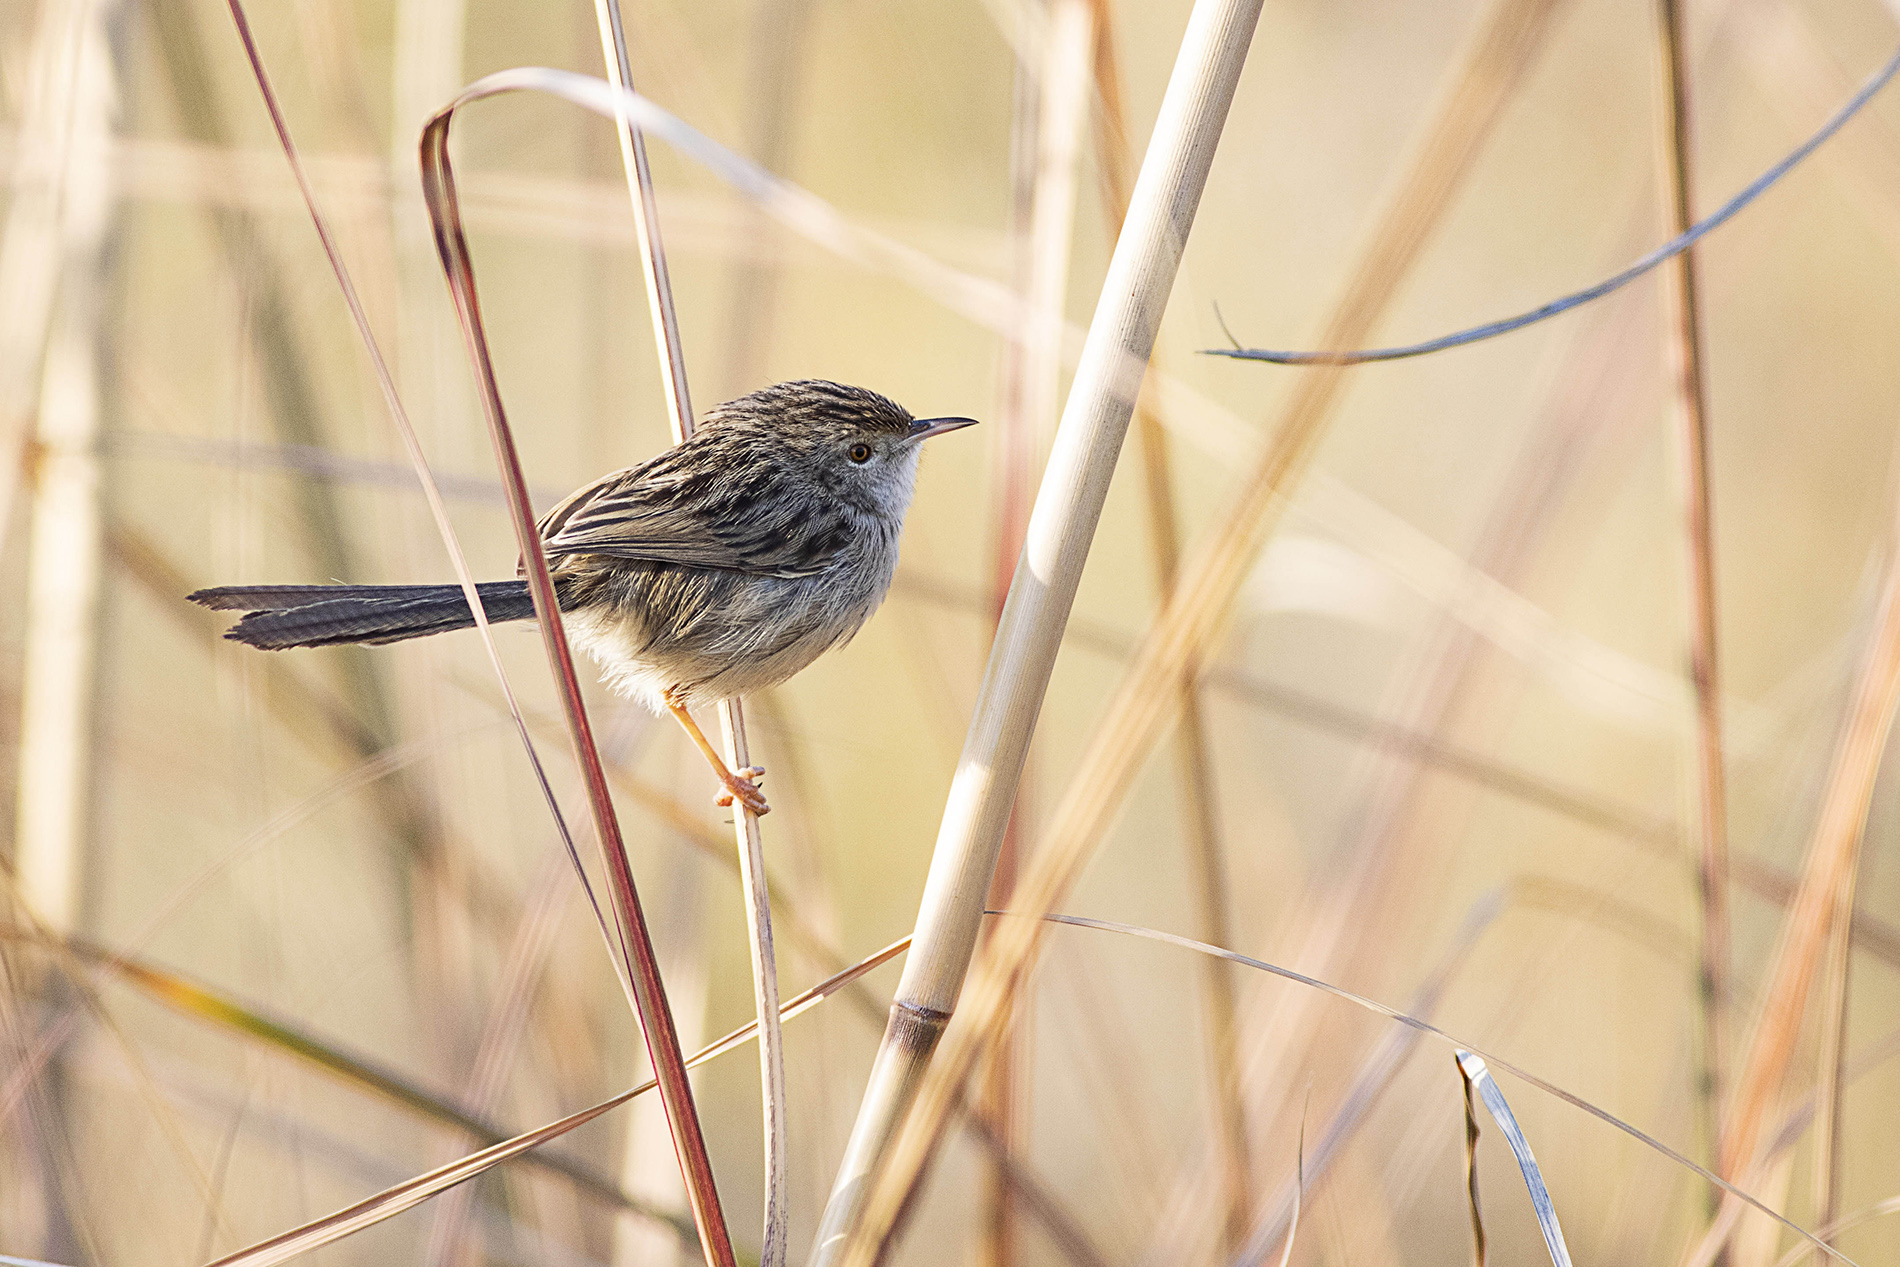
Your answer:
(666, 692), (771, 816)
(714, 766), (769, 815)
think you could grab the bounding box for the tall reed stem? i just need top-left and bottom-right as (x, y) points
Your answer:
(821, 0), (1564, 1260)
(1655, 0), (1731, 1172)
(589, 6), (786, 1262)
(808, 2), (1264, 1261)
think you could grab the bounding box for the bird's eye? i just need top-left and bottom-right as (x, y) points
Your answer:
(848, 443), (872, 463)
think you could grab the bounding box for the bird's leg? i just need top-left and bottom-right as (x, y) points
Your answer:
(663, 690), (769, 816)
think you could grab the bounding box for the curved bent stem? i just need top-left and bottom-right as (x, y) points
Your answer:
(418, 85), (737, 1267)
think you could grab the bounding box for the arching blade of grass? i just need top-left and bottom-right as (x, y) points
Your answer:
(1020, 912), (1855, 1267)
(1229, 890), (1502, 1266)
(1456, 1052), (1575, 1267)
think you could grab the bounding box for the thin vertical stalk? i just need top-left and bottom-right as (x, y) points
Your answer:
(823, 1), (1565, 1261)
(305, 0), (481, 1163)
(719, 696), (788, 1267)
(590, 6), (785, 1263)
(809, 1), (1265, 1262)
(1657, 0), (1731, 1169)
(593, 0), (694, 425)
(417, 97), (738, 1267)
(1089, 2), (1251, 1246)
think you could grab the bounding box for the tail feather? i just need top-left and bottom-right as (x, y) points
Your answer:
(189, 581), (550, 650)
(188, 584), (372, 611)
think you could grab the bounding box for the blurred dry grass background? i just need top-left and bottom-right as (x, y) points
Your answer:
(5, 0), (1900, 1263)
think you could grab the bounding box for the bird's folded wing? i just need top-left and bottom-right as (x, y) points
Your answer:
(536, 460), (847, 579)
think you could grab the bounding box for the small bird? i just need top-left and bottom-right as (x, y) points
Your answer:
(190, 380), (977, 815)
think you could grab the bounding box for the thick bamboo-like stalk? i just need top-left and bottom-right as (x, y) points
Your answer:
(830, 2), (1566, 1261)
(1655, 0), (1731, 1168)
(809, 1), (1265, 1261)
(590, 6), (786, 1262)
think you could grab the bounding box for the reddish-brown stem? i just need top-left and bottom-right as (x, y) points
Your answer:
(419, 106), (737, 1267)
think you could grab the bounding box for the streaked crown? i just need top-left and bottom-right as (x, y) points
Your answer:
(706, 379), (915, 437)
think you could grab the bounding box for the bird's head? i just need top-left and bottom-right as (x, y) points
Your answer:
(707, 379), (977, 518)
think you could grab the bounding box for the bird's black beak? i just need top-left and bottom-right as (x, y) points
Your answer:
(906, 415), (979, 442)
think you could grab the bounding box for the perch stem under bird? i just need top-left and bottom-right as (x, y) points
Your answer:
(190, 380), (976, 815)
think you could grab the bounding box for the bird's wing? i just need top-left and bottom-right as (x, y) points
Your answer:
(536, 446), (850, 579)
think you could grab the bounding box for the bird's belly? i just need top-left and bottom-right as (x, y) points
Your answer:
(563, 557), (890, 711)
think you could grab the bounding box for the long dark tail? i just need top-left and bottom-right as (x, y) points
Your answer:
(188, 581), (562, 650)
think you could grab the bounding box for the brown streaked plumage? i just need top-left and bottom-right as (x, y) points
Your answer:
(190, 380), (977, 813)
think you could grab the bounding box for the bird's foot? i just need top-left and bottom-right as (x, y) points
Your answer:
(715, 766), (769, 816)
